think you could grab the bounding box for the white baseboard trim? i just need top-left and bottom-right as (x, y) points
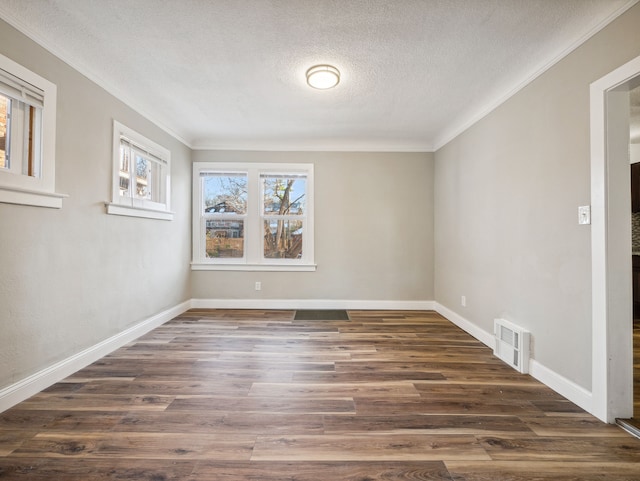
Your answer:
(0, 300), (191, 413)
(191, 298), (436, 311)
(434, 302), (595, 416)
(0, 298), (434, 412)
(433, 302), (495, 348)
(0, 298), (595, 419)
(528, 359), (594, 414)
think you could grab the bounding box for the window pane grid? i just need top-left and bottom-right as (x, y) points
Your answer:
(193, 163), (313, 269)
(117, 133), (167, 206)
(263, 219), (303, 259)
(262, 175), (306, 216)
(202, 173), (247, 216)
(206, 219), (244, 259)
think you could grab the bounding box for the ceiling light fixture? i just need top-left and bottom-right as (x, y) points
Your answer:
(306, 64), (340, 90)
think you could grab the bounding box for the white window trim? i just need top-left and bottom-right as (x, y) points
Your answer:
(0, 53), (66, 209)
(106, 120), (173, 221)
(192, 162), (316, 271)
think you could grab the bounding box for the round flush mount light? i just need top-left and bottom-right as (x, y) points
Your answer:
(306, 64), (340, 89)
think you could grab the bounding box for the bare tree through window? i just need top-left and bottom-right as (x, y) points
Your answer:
(262, 175), (305, 259)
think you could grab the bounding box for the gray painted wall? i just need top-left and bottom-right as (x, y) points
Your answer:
(191, 150), (435, 302)
(434, 3), (640, 390)
(0, 20), (192, 390)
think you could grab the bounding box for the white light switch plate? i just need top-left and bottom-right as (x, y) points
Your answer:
(578, 205), (591, 225)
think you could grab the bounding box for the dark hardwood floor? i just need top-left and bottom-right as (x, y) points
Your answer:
(1, 309), (639, 480)
(633, 318), (640, 422)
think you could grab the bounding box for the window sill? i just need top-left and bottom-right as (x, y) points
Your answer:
(191, 262), (317, 272)
(106, 202), (174, 221)
(0, 185), (67, 209)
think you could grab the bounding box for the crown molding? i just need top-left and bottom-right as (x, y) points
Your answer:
(0, 9), (194, 150)
(432, 0), (640, 151)
(191, 140), (435, 153)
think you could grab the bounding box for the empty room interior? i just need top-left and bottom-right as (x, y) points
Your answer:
(2, 1), (640, 479)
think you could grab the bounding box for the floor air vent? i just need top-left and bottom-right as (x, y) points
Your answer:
(493, 318), (530, 373)
(294, 310), (349, 320)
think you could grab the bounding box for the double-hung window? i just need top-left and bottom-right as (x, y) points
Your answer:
(0, 53), (62, 208)
(107, 121), (172, 220)
(192, 162), (315, 271)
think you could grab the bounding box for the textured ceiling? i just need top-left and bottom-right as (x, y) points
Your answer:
(0, 0), (636, 151)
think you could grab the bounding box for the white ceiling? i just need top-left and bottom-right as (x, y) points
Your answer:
(0, 0), (636, 151)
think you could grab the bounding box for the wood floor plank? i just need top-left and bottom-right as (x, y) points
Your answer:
(477, 435), (640, 461)
(413, 383), (566, 401)
(135, 368), (294, 383)
(446, 461), (640, 481)
(348, 349), (494, 362)
(112, 412), (325, 435)
(521, 415), (633, 437)
(0, 410), (123, 432)
(529, 399), (587, 414)
(73, 379), (252, 396)
(248, 381), (421, 398)
(0, 458), (197, 481)
(0, 410), (57, 430)
(322, 414), (536, 436)
(167, 395), (356, 414)
(13, 393), (174, 411)
(354, 397), (544, 416)
(293, 370), (447, 382)
(0, 431), (37, 457)
(194, 359), (337, 372)
(190, 460), (454, 481)
(335, 360), (517, 372)
(253, 342), (378, 353)
(11, 433), (256, 460)
(217, 350), (352, 362)
(251, 434), (491, 461)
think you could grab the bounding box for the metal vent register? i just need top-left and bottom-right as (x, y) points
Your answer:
(493, 318), (530, 373)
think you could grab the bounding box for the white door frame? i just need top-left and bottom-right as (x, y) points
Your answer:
(590, 54), (640, 422)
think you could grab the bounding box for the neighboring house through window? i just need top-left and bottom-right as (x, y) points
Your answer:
(192, 162), (315, 271)
(0, 52), (63, 208)
(107, 120), (173, 220)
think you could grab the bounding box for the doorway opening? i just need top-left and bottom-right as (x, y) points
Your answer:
(626, 84), (640, 434)
(590, 55), (640, 424)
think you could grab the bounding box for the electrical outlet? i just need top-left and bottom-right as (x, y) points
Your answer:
(578, 205), (591, 225)
(255, 281), (261, 291)
(461, 295), (466, 307)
